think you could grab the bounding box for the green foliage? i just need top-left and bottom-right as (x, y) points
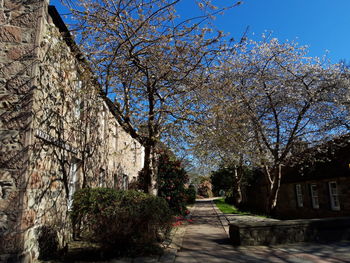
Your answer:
(210, 167), (234, 196)
(184, 186), (196, 204)
(37, 225), (59, 260)
(224, 189), (235, 205)
(157, 152), (189, 215)
(71, 188), (172, 255)
(211, 165), (254, 196)
(214, 198), (250, 215)
(215, 198), (268, 218)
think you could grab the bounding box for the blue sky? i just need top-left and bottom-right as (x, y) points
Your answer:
(51, 0), (350, 64)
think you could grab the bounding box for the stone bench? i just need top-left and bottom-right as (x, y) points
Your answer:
(229, 217), (350, 246)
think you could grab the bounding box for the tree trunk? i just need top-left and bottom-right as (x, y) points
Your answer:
(265, 164), (282, 215)
(141, 82), (157, 194)
(233, 166), (242, 206)
(141, 145), (151, 193)
(140, 139), (157, 194)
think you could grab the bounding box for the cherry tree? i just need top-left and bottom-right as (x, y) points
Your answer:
(67, 0), (240, 193)
(193, 37), (349, 213)
(189, 84), (251, 205)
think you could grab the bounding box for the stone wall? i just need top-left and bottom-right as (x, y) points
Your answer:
(0, 0), (47, 259)
(22, 5), (91, 260)
(0, 1), (145, 261)
(105, 116), (144, 189)
(229, 217), (350, 246)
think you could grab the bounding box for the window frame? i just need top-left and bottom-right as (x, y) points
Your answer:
(122, 174), (128, 190)
(295, 184), (303, 208)
(328, 181), (340, 211)
(74, 80), (82, 120)
(68, 160), (80, 210)
(100, 104), (107, 140)
(310, 184), (319, 209)
(99, 169), (105, 187)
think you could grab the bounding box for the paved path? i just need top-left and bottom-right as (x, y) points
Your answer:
(175, 199), (350, 263)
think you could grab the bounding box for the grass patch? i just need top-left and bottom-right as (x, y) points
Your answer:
(213, 198), (253, 216)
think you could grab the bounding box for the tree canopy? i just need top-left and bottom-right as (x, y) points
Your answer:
(191, 37), (350, 212)
(62, 0), (349, 213)
(68, 0), (239, 192)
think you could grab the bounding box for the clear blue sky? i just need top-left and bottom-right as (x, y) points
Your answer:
(51, 0), (350, 64)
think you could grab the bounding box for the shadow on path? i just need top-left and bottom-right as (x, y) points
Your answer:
(175, 199), (350, 263)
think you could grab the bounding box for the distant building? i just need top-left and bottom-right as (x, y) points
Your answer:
(276, 135), (350, 219)
(242, 136), (350, 219)
(0, 1), (144, 261)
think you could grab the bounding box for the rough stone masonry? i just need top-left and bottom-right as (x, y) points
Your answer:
(0, 1), (145, 262)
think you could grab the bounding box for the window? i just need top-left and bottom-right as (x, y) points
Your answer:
(295, 184), (303, 207)
(68, 161), (79, 210)
(114, 126), (118, 151)
(99, 169), (105, 187)
(328, 181), (340, 211)
(310, 184), (319, 209)
(100, 107), (106, 140)
(122, 174), (128, 190)
(74, 80), (82, 119)
(140, 148), (145, 168)
(134, 141), (137, 165)
(113, 174), (118, 189)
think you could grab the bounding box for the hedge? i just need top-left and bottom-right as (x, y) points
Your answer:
(71, 188), (172, 255)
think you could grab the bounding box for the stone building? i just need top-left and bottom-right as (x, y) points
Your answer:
(0, 0), (144, 261)
(276, 135), (350, 219)
(242, 136), (350, 219)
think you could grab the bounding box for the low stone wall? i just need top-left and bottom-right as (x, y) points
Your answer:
(229, 217), (350, 246)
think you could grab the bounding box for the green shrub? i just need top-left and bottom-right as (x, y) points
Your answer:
(225, 189), (235, 204)
(210, 168), (234, 196)
(71, 188), (172, 255)
(184, 187), (196, 204)
(157, 152), (189, 215)
(37, 225), (59, 260)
